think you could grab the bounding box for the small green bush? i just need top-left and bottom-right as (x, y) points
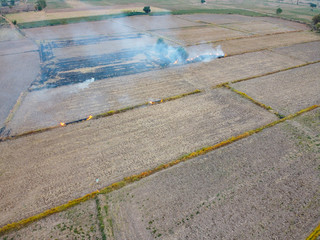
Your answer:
(35, 0), (46, 11)
(143, 6), (151, 14)
(276, 8), (283, 15)
(312, 14), (320, 25)
(12, 20), (17, 25)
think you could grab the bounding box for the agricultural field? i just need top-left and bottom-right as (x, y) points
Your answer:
(0, 8), (319, 240)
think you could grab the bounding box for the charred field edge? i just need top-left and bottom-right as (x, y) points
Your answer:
(0, 89), (201, 142)
(30, 33), (223, 91)
(0, 104), (318, 237)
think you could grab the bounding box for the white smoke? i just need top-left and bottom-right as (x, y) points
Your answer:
(77, 77), (95, 90)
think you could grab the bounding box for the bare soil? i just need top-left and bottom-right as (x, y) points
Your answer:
(231, 62), (320, 115)
(0, 89), (277, 227)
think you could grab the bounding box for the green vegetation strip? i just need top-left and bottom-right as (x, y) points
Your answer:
(0, 104), (318, 236)
(0, 89), (201, 142)
(95, 197), (107, 240)
(307, 223), (320, 240)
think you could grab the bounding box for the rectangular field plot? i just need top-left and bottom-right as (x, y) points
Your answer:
(231, 62), (320, 115)
(0, 39), (37, 56)
(105, 111), (320, 239)
(1, 200), (101, 240)
(7, 71), (196, 134)
(0, 50), (40, 130)
(0, 89), (277, 226)
(52, 34), (158, 60)
(220, 21), (297, 35)
(179, 14), (257, 24)
(23, 19), (138, 40)
(7, 50), (303, 134)
(220, 31), (320, 56)
(154, 25), (249, 45)
(274, 41), (320, 63)
(112, 15), (205, 31)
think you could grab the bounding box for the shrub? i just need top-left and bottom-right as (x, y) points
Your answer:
(276, 8), (283, 15)
(35, 0), (46, 11)
(12, 19), (17, 25)
(143, 6), (151, 14)
(312, 14), (320, 25)
(310, 3), (317, 8)
(1, 0), (8, 7)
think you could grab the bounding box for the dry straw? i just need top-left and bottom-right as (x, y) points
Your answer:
(0, 104), (318, 236)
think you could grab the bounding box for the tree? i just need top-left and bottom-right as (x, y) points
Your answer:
(35, 0), (47, 11)
(312, 14), (320, 25)
(143, 6), (151, 14)
(10, 0), (14, 6)
(312, 14), (320, 31)
(1, 0), (8, 7)
(201, 0), (206, 3)
(276, 8), (283, 14)
(310, 2), (317, 10)
(310, 2), (317, 7)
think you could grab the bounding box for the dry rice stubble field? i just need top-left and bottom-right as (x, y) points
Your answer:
(6, 49), (304, 135)
(1, 13), (320, 239)
(0, 88), (278, 228)
(102, 109), (320, 240)
(231, 62), (320, 115)
(0, 39), (39, 130)
(2, 108), (318, 239)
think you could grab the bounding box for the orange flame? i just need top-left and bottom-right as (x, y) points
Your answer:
(86, 115), (93, 121)
(173, 60), (178, 64)
(149, 101), (154, 105)
(60, 122), (66, 127)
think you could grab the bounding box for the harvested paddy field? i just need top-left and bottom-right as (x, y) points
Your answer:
(0, 89), (278, 227)
(23, 19), (138, 40)
(274, 41), (320, 63)
(0, 13), (320, 239)
(231, 62), (320, 115)
(0, 39), (39, 131)
(96, 109), (320, 240)
(154, 25), (249, 45)
(6, 50), (304, 134)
